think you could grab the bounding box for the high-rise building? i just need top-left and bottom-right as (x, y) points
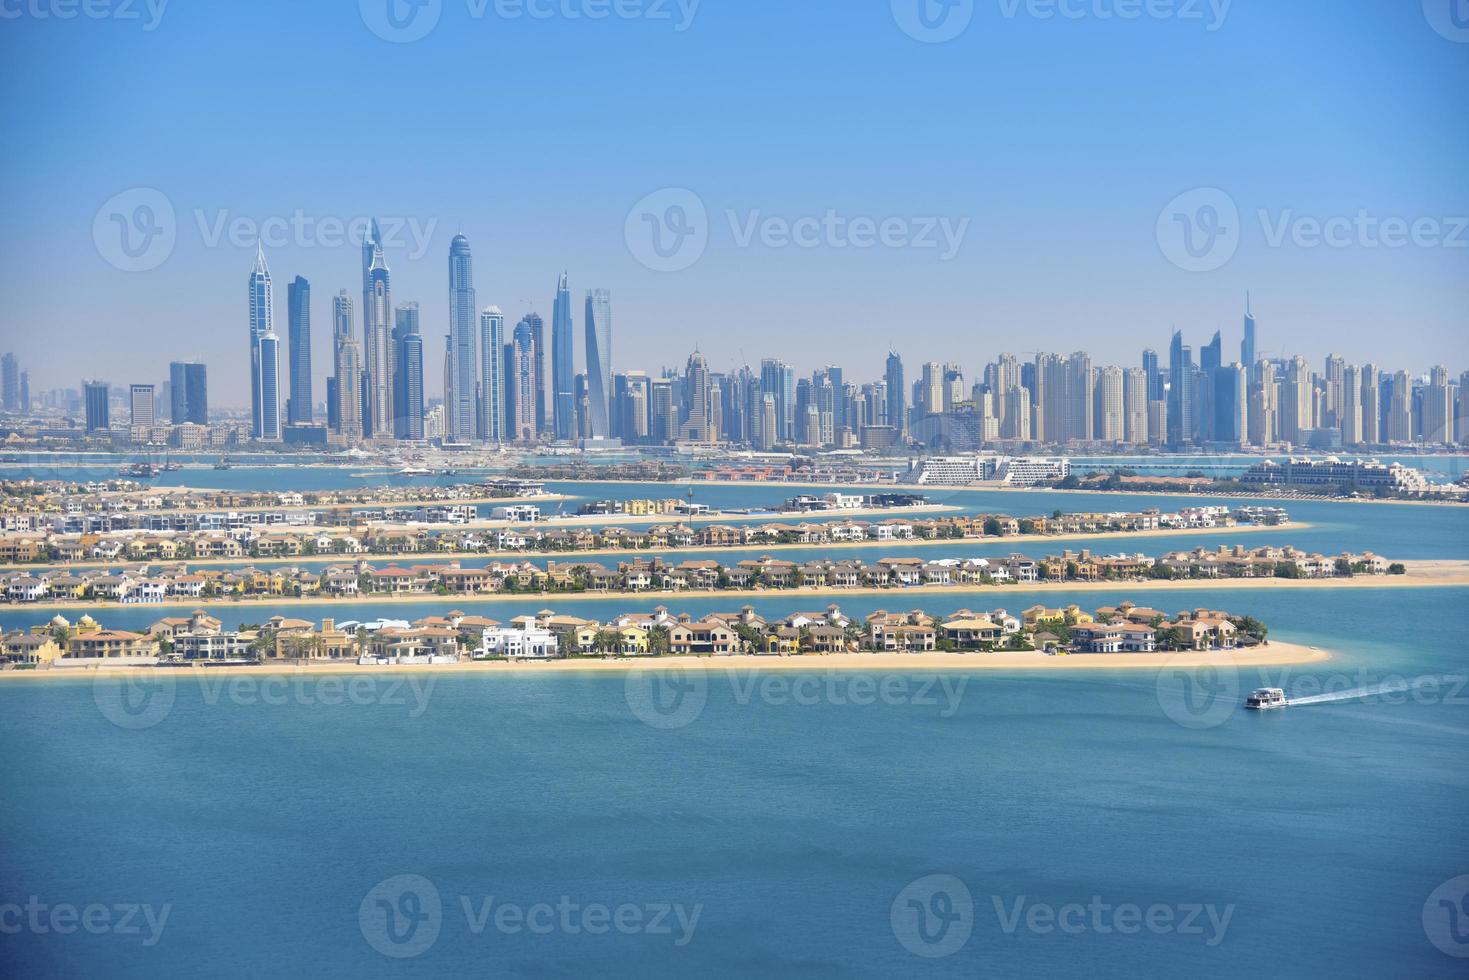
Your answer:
(84, 381), (109, 432)
(1387, 370), (1413, 443)
(447, 235), (477, 439)
(649, 378), (674, 444)
(0, 353), (18, 412)
(1095, 365), (1124, 442)
(1123, 367), (1148, 445)
(168, 362), (208, 425)
(332, 291), (362, 439)
(885, 352), (906, 440)
(1281, 356), (1312, 445)
(1214, 363), (1247, 446)
(510, 317), (538, 442)
(1166, 331), (1194, 446)
(682, 350), (716, 442)
(1241, 293), (1257, 369)
(1142, 349), (1163, 402)
(286, 275), (312, 424)
(551, 272), (575, 440)
(259, 331), (281, 440)
(129, 383), (155, 428)
(248, 244), (273, 439)
(17, 372), (28, 414)
(1424, 364), (1452, 445)
(1341, 364), (1362, 445)
(391, 303), (424, 440)
(478, 307), (505, 443)
(583, 289), (612, 438)
(1360, 363), (1381, 445)
(362, 224), (393, 438)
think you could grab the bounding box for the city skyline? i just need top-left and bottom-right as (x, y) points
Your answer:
(4, 3), (1465, 393)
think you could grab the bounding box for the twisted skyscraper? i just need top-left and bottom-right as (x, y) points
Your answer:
(583, 288), (611, 438)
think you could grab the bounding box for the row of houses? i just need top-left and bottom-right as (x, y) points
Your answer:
(0, 599), (1260, 667)
(0, 504), (1290, 566)
(0, 545), (1393, 606)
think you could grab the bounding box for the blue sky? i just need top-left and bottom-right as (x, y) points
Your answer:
(1, 0), (1466, 406)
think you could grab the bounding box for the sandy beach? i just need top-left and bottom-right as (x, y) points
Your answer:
(0, 519), (1307, 573)
(0, 640), (1329, 681)
(4, 558), (1461, 613)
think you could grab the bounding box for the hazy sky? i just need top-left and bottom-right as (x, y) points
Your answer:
(2, 0), (1466, 407)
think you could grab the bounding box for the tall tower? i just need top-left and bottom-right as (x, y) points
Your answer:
(259, 330), (281, 441)
(447, 234), (477, 439)
(511, 317), (538, 442)
(682, 350), (715, 442)
(885, 352), (906, 440)
(394, 303), (422, 439)
(478, 307), (505, 442)
(332, 291), (362, 440)
(583, 289), (612, 438)
(363, 241), (393, 438)
(1241, 292), (1257, 369)
(248, 244), (273, 439)
(1167, 330), (1194, 447)
(552, 272), (575, 440)
(286, 275), (312, 424)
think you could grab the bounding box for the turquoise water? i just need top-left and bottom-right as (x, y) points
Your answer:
(2, 472), (1467, 976)
(1, 586), (1467, 977)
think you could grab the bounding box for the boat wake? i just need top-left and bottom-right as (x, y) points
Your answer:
(1287, 677), (1439, 706)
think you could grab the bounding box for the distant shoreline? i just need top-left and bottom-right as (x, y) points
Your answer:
(0, 640), (1330, 680)
(6, 558), (1462, 614)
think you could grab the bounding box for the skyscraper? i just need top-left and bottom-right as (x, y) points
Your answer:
(169, 362), (208, 425)
(447, 234), (477, 439)
(1241, 293), (1257, 369)
(583, 289), (612, 438)
(510, 317), (538, 442)
(478, 307), (505, 442)
(394, 303), (424, 440)
(286, 275), (312, 424)
(83, 381), (109, 432)
(682, 350), (715, 442)
(885, 352), (906, 440)
(1166, 330), (1194, 446)
(1142, 348), (1163, 402)
(248, 244), (273, 439)
(551, 272), (575, 440)
(363, 241), (393, 438)
(129, 384), (155, 428)
(0, 353), (17, 411)
(259, 330), (281, 441)
(333, 291), (363, 440)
